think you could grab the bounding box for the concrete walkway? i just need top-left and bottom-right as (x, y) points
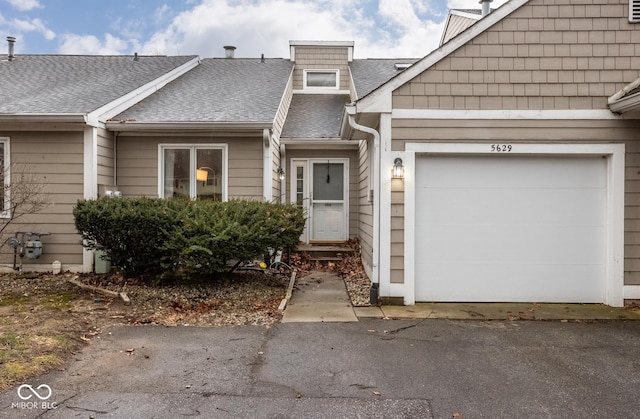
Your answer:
(282, 271), (640, 322)
(356, 302), (640, 321)
(281, 271), (357, 322)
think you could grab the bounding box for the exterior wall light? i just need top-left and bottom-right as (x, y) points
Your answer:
(392, 158), (404, 178)
(277, 167), (285, 180)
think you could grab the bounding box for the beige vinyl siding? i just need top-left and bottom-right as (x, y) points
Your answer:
(393, 0), (637, 111)
(285, 149), (360, 238)
(390, 118), (640, 286)
(97, 127), (114, 192)
(292, 46), (351, 91)
(117, 135), (264, 200)
(357, 139), (374, 272)
(0, 132), (84, 266)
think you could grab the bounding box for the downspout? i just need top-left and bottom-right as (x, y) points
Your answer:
(113, 131), (118, 192)
(263, 128), (272, 201)
(346, 107), (380, 304)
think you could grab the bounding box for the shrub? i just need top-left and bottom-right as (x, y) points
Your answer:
(73, 197), (185, 277)
(73, 198), (305, 279)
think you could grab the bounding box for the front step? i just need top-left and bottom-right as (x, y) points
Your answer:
(293, 243), (357, 265)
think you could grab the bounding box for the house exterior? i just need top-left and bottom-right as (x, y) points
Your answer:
(1, 0), (640, 307)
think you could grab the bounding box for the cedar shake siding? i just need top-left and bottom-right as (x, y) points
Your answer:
(291, 45), (352, 91)
(393, 0), (636, 111)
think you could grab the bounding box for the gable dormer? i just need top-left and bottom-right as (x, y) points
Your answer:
(289, 41), (353, 93)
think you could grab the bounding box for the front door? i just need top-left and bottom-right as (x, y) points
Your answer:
(291, 159), (348, 242)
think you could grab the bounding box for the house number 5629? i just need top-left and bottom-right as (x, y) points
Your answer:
(490, 144), (512, 152)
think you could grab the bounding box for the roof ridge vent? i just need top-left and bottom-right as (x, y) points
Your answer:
(479, 0), (492, 17)
(6, 36), (15, 61)
(223, 45), (236, 58)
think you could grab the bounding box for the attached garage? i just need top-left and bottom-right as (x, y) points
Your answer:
(403, 143), (625, 306)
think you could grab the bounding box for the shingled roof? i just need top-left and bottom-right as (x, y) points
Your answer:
(112, 58), (294, 124)
(0, 55), (197, 114)
(281, 94), (350, 138)
(350, 59), (420, 99)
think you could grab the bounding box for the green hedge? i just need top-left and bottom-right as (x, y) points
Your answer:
(73, 198), (305, 279)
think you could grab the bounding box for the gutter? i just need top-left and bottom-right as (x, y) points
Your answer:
(345, 105), (380, 304)
(104, 121), (273, 132)
(0, 113), (86, 123)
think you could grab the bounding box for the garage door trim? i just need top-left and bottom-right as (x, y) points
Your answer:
(402, 142), (625, 307)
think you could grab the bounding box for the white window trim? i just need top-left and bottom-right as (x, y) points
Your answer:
(158, 144), (228, 201)
(303, 69), (340, 90)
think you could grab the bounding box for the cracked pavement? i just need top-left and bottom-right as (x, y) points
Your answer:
(2, 319), (640, 418)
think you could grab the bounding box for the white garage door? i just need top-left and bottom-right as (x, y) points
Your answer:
(415, 155), (607, 303)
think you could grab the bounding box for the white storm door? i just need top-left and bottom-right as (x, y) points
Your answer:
(310, 160), (347, 241)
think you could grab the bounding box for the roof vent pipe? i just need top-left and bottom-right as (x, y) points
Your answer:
(6, 36), (15, 61)
(223, 45), (236, 58)
(479, 0), (492, 17)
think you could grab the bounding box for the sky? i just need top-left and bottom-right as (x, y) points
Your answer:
(0, 0), (509, 59)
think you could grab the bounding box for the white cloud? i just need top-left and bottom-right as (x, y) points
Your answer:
(4, 0), (42, 11)
(139, 0), (449, 59)
(9, 17), (55, 39)
(58, 33), (128, 55)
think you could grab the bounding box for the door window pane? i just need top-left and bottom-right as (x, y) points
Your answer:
(313, 163), (343, 201)
(163, 148), (190, 198)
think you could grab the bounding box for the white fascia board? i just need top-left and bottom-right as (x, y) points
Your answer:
(289, 40), (355, 48)
(357, 0), (530, 113)
(393, 109), (629, 120)
(105, 121), (272, 132)
(280, 138), (358, 149)
(85, 56), (201, 127)
(0, 113), (86, 123)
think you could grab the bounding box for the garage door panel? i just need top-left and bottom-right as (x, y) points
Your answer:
(415, 154), (607, 303)
(416, 263), (606, 302)
(418, 156), (606, 189)
(417, 188), (605, 226)
(416, 224), (604, 264)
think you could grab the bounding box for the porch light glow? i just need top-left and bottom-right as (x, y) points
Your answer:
(392, 158), (404, 179)
(277, 167), (285, 180)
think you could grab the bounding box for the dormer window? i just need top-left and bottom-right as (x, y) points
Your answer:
(304, 70), (339, 89)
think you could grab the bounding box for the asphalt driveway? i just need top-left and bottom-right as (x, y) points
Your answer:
(2, 319), (640, 418)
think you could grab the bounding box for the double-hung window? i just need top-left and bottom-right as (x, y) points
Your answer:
(159, 144), (226, 201)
